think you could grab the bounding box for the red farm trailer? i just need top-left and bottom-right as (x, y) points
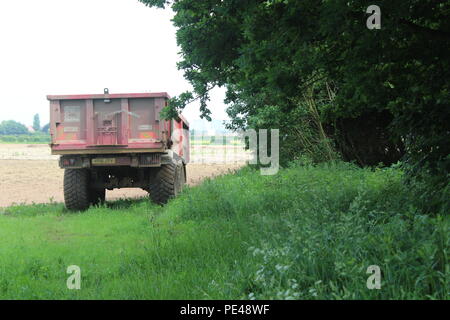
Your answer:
(48, 89), (189, 210)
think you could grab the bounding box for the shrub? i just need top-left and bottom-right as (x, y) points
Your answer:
(170, 162), (449, 299)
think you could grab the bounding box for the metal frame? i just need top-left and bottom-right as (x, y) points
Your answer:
(48, 92), (189, 164)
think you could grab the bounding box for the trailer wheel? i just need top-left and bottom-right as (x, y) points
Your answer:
(64, 169), (91, 211)
(149, 162), (185, 205)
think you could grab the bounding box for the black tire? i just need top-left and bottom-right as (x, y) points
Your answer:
(90, 188), (105, 206)
(149, 162), (185, 205)
(64, 169), (90, 211)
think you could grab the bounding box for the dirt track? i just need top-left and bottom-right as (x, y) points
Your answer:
(0, 144), (244, 207)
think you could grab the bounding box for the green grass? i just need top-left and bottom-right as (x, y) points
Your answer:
(0, 162), (448, 299)
(0, 134), (50, 144)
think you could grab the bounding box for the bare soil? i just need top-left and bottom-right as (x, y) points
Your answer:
(0, 144), (244, 207)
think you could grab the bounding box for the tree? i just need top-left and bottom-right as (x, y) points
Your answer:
(41, 123), (50, 134)
(139, 0), (449, 174)
(33, 114), (41, 132)
(0, 120), (29, 135)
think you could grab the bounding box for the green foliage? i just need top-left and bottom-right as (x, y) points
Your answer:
(139, 0), (449, 174)
(403, 158), (450, 215)
(0, 118), (49, 143)
(0, 133), (50, 144)
(0, 163), (447, 299)
(41, 123), (50, 134)
(33, 114), (40, 132)
(0, 120), (28, 135)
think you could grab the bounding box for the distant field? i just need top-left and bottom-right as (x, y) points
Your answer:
(0, 162), (447, 299)
(0, 144), (57, 160)
(0, 144), (246, 207)
(0, 159), (242, 207)
(190, 136), (244, 146)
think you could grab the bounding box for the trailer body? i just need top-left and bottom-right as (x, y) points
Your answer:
(48, 91), (189, 210)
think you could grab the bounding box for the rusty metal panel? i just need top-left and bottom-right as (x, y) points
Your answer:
(51, 147), (165, 155)
(183, 123), (190, 163)
(170, 118), (190, 163)
(47, 92), (170, 100)
(172, 119), (183, 158)
(48, 92), (179, 155)
(129, 98), (159, 143)
(93, 99), (121, 146)
(56, 100), (87, 142)
(120, 99), (129, 146)
(49, 100), (60, 144)
(86, 99), (95, 145)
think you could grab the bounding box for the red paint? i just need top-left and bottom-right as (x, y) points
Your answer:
(48, 91), (189, 163)
(47, 92), (170, 101)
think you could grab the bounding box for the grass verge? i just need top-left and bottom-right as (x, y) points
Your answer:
(0, 162), (448, 299)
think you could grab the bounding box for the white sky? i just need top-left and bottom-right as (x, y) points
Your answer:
(0, 0), (229, 127)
